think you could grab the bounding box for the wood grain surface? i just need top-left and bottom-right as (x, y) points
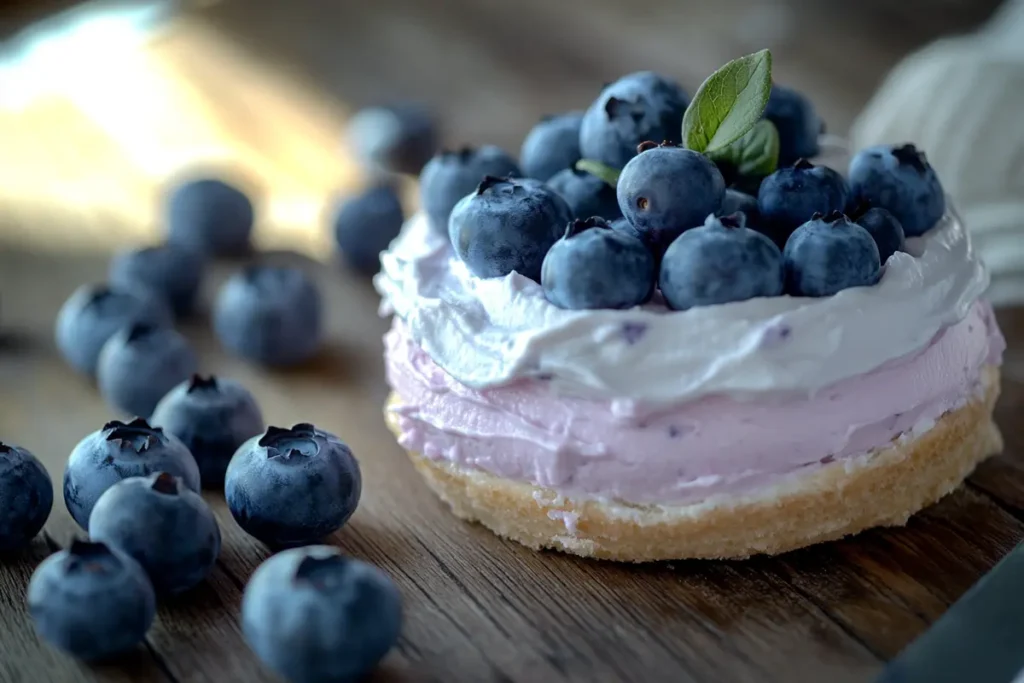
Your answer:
(0, 1), (1019, 681)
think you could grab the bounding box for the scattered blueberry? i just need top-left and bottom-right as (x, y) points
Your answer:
(332, 184), (405, 274)
(63, 417), (200, 531)
(541, 218), (654, 310)
(166, 177), (255, 256)
(97, 323), (198, 419)
(449, 176), (572, 282)
(757, 159), (849, 246)
(0, 442), (52, 552)
(546, 168), (622, 221)
(719, 189), (760, 226)
(242, 546), (402, 683)
(616, 142), (726, 254)
(225, 423), (361, 548)
(763, 85), (822, 166)
(659, 213), (784, 310)
(520, 112), (584, 181)
(213, 265), (323, 367)
(108, 243), (205, 318)
(345, 103), (438, 176)
(150, 374), (264, 488)
(783, 211), (881, 297)
(848, 144), (945, 236)
(28, 540), (155, 661)
(89, 472), (221, 595)
(579, 72), (690, 169)
(419, 146), (520, 237)
(851, 206), (906, 264)
(54, 284), (172, 377)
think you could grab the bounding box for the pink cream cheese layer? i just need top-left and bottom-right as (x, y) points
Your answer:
(386, 301), (1005, 506)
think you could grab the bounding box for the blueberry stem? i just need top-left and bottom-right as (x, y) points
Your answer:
(187, 374), (219, 393)
(793, 158), (814, 170)
(636, 140), (659, 154)
(564, 217), (612, 238)
(150, 472), (180, 495)
(0, 442), (11, 454)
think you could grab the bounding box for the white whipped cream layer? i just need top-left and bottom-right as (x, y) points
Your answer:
(375, 207), (988, 407)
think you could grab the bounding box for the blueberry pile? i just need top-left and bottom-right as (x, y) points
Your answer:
(417, 51), (946, 311)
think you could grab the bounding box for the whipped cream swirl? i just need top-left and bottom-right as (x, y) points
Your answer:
(375, 206), (988, 407)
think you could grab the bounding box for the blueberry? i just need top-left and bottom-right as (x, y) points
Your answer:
(848, 144), (945, 237)
(242, 546), (401, 683)
(719, 189), (761, 226)
(756, 159), (849, 246)
(89, 472), (221, 595)
(520, 112), (584, 181)
(851, 206), (906, 264)
(579, 72), (690, 169)
(63, 417), (200, 531)
(28, 540), (155, 661)
(448, 176), (572, 282)
(166, 178), (255, 256)
(763, 85), (822, 166)
(332, 184), (404, 275)
(150, 374), (264, 488)
(97, 323), (198, 419)
(616, 143), (726, 255)
(783, 211), (881, 297)
(225, 423), (361, 548)
(659, 213), (784, 311)
(546, 168), (622, 221)
(54, 284), (173, 377)
(541, 218), (654, 310)
(213, 265), (323, 367)
(419, 146), (520, 237)
(108, 243), (205, 318)
(346, 104), (438, 176)
(0, 442), (52, 552)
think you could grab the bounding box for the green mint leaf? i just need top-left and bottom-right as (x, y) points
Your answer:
(682, 49), (773, 154)
(708, 119), (780, 178)
(575, 159), (621, 188)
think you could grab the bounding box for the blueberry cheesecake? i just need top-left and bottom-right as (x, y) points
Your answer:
(376, 51), (1004, 561)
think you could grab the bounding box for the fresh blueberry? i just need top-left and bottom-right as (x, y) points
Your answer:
(546, 168), (622, 221)
(783, 211), (881, 297)
(449, 176), (572, 282)
(150, 374), (264, 488)
(520, 112), (584, 181)
(332, 184), (404, 275)
(541, 218), (654, 310)
(108, 243), (204, 318)
(659, 213), (784, 311)
(719, 189), (761, 225)
(89, 472), (221, 595)
(579, 72), (690, 169)
(848, 144), (945, 236)
(419, 146), (520, 237)
(851, 206), (906, 264)
(763, 85), (822, 166)
(757, 159), (849, 246)
(0, 442), (52, 552)
(345, 103), (438, 176)
(225, 423), (361, 548)
(242, 545), (401, 683)
(63, 417), (200, 531)
(28, 540), (155, 661)
(213, 265), (323, 367)
(616, 142), (726, 255)
(97, 323), (198, 419)
(166, 178), (255, 256)
(54, 284), (173, 377)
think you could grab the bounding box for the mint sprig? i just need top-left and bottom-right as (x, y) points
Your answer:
(682, 49), (773, 154)
(707, 119), (780, 178)
(574, 159), (621, 188)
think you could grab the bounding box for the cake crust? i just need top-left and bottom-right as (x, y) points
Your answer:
(385, 366), (1003, 561)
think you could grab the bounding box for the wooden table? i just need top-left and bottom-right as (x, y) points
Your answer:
(0, 2), (1021, 681)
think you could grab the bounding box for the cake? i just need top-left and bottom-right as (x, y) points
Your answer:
(374, 51), (1005, 561)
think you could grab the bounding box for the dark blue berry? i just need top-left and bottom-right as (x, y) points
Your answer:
(449, 176), (571, 282)
(659, 213), (784, 310)
(166, 178), (254, 256)
(109, 244), (205, 318)
(783, 211), (881, 297)
(763, 85), (822, 166)
(852, 206), (906, 264)
(332, 184), (405, 274)
(848, 144), (945, 236)
(541, 218), (655, 310)
(547, 168), (622, 221)
(419, 146), (520, 237)
(0, 442), (52, 552)
(225, 423), (361, 548)
(579, 72), (690, 169)
(757, 159), (849, 246)
(520, 112), (584, 181)
(346, 104), (438, 176)
(150, 374), (264, 488)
